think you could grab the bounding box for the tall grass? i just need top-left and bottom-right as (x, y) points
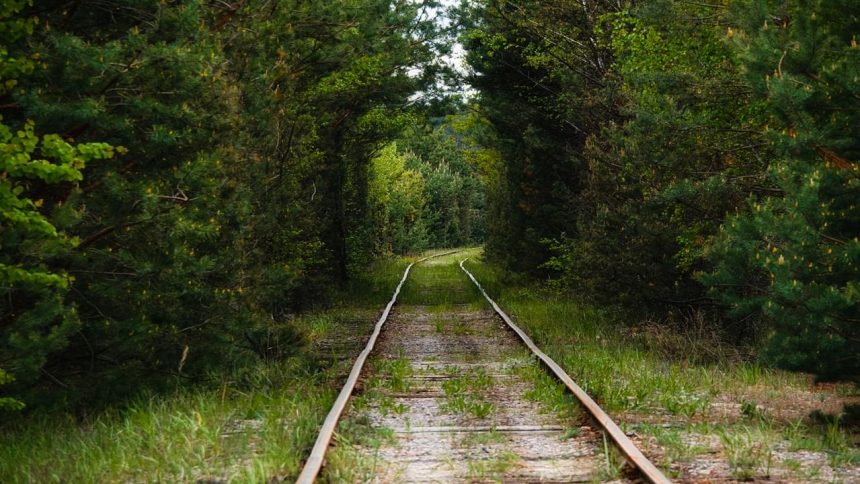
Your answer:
(0, 252), (428, 483)
(336, 255), (413, 307)
(0, 357), (333, 482)
(464, 256), (805, 414)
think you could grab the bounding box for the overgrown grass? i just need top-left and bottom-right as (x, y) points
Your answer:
(321, 413), (396, 483)
(463, 252), (860, 480)
(0, 358), (333, 482)
(513, 352), (582, 423)
(398, 248), (482, 306)
(0, 253), (424, 482)
(336, 254), (415, 307)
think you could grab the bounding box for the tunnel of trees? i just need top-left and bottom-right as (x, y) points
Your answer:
(1, 0), (858, 412)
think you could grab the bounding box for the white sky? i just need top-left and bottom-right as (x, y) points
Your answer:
(410, 0), (475, 99)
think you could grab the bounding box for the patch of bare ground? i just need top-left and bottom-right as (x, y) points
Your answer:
(614, 318), (860, 481)
(621, 367), (860, 482)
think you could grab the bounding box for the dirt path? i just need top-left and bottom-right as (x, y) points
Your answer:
(326, 256), (630, 483)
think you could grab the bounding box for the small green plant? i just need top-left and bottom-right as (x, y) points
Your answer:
(445, 394), (470, 414)
(468, 401), (495, 419)
(459, 429), (507, 447)
(374, 394), (408, 416)
(783, 418), (813, 451)
(822, 419), (849, 452)
(442, 368), (495, 419)
(466, 450), (519, 480)
(662, 392), (711, 419)
(432, 314), (473, 335)
(718, 427), (774, 480)
(433, 315), (446, 333)
(451, 319), (471, 335)
(783, 458), (802, 472)
(598, 432), (625, 480)
(516, 360), (581, 421)
(375, 356), (414, 394)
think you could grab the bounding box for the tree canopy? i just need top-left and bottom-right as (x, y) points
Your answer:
(1, 0), (858, 414)
(461, 0), (859, 383)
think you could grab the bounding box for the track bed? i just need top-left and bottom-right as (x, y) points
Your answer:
(301, 251), (662, 483)
(355, 304), (612, 482)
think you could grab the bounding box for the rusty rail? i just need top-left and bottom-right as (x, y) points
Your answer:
(295, 250), (460, 484)
(459, 258), (671, 484)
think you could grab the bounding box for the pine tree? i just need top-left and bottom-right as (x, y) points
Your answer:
(461, 0), (616, 272)
(2, 0), (438, 407)
(549, 1), (771, 322)
(705, 0), (860, 382)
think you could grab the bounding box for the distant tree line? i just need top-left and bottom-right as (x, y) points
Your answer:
(367, 119), (486, 255)
(462, 0), (859, 383)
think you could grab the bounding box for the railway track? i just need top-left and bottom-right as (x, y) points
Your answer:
(297, 251), (670, 483)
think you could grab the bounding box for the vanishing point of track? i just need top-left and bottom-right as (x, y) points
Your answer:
(297, 252), (670, 483)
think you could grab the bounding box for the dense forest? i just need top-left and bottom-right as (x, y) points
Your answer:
(463, 0), (859, 384)
(2, 0), (858, 420)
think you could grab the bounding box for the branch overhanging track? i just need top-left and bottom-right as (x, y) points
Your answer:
(459, 258), (671, 484)
(296, 252), (670, 483)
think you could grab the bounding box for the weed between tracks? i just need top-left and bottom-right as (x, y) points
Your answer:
(463, 252), (860, 482)
(465, 449), (519, 480)
(458, 428), (508, 447)
(325, 248), (500, 480)
(442, 367), (496, 419)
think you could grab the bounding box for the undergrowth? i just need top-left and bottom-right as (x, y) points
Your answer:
(0, 255), (419, 482)
(463, 252), (860, 481)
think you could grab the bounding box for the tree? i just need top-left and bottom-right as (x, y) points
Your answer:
(704, 0), (860, 382)
(400, 119), (486, 248)
(544, 1), (772, 329)
(368, 143), (430, 254)
(460, 0), (617, 272)
(1, 0), (116, 407)
(2, 0), (438, 408)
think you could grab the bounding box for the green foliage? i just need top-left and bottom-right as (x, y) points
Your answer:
(2, 0), (438, 409)
(368, 143), (430, 254)
(461, 0), (859, 383)
(461, 0), (617, 272)
(400, 118), (486, 248)
(5, 1), (257, 406)
(367, 117), (486, 255)
(0, 369), (24, 411)
(553, 2), (769, 319)
(0, 1), (116, 408)
(704, 0), (860, 382)
(0, 118), (116, 389)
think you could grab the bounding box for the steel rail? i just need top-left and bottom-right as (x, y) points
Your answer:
(459, 258), (671, 484)
(296, 250), (461, 484)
